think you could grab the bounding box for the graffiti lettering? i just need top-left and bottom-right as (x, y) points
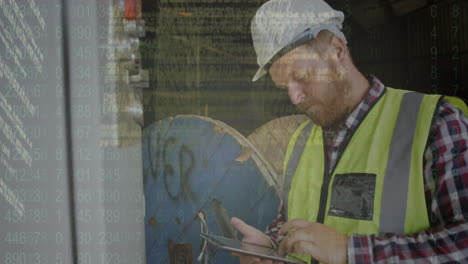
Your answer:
(146, 133), (196, 201)
(179, 145), (195, 201)
(163, 137), (178, 200)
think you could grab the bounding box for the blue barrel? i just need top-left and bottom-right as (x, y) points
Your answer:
(142, 115), (281, 263)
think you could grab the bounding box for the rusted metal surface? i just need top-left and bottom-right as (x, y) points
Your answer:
(168, 242), (193, 264)
(149, 216), (157, 228)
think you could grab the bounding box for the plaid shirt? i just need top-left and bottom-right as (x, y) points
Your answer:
(265, 76), (468, 263)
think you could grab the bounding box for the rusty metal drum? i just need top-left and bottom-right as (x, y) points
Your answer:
(142, 115), (281, 263)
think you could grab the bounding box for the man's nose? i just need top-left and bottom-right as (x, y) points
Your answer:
(288, 82), (305, 105)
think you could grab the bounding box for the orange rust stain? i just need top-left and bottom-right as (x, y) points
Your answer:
(149, 216), (157, 228)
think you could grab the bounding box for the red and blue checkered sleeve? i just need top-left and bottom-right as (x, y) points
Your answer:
(348, 99), (468, 263)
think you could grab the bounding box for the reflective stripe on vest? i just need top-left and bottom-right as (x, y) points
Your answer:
(380, 92), (423, 233)
(283, 91), (427, 233)
(283, 121), (314, 214)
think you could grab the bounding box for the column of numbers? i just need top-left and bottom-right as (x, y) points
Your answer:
(451, 1), (460, 96)
(430, 3), (438, 93)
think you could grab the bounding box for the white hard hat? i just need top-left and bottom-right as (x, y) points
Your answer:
(251, 0), (347, 82)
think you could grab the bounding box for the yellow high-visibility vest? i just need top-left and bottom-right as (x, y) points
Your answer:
(282, 88), (462, 263)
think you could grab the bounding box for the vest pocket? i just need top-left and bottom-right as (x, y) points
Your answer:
(328, 173), (376, 220)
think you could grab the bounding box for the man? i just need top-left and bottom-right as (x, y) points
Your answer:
(230, 0), (468, 263)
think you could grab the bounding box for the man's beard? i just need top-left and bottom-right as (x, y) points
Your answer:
(299, 80), (352, 128)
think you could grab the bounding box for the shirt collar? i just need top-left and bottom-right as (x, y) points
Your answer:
(324, 75), (386, 132)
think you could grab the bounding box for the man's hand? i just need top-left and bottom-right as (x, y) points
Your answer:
(230, 217), (281, 264)
(278, 219), (348, 264)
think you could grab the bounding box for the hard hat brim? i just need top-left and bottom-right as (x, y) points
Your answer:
(252, 68), (268, 82)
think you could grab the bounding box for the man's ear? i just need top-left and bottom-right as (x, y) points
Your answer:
(329, 36), (347, 63)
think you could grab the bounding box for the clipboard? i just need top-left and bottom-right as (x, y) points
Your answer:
(200, 233), (306, 264)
